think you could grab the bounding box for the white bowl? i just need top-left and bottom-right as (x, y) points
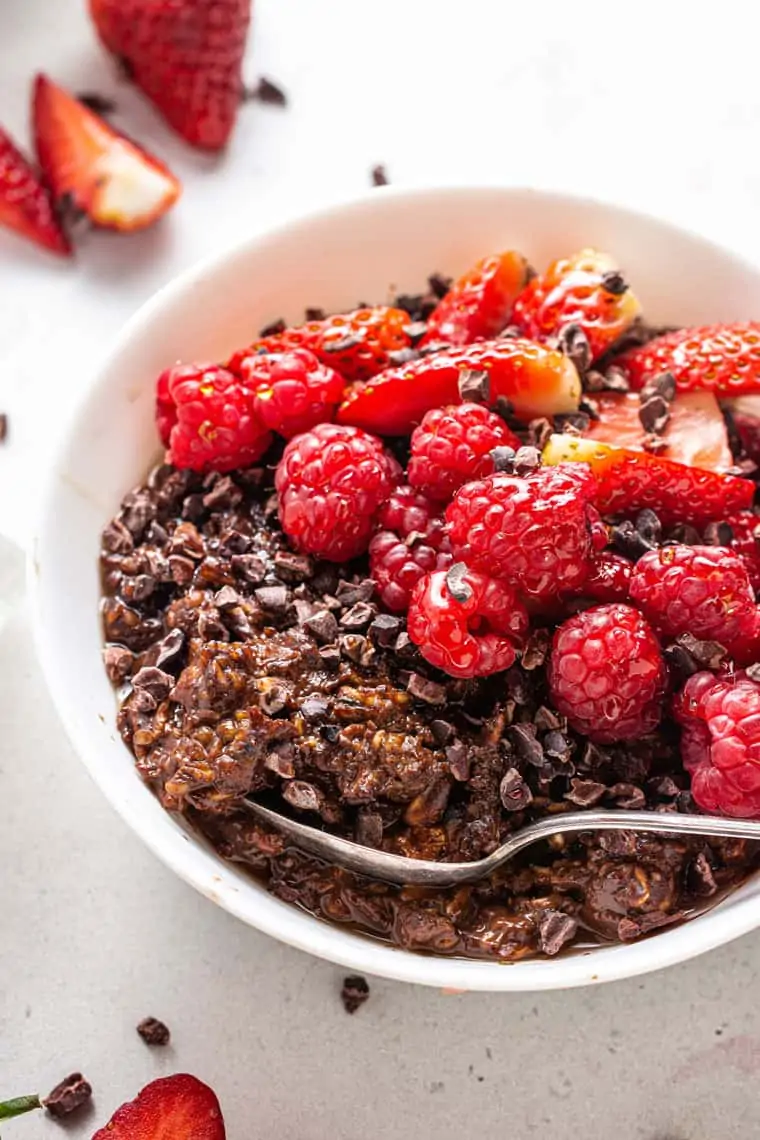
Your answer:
(29, 186), (760, 991)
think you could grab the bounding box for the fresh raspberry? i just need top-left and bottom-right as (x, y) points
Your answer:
(369, 487), (453, 612)
(407, 564), (529, 679)
(275, 423), (400, 561)
(235, 348), (344, 438)
(407, 403), (521, 502)
(164, 364), (272, 474)
(586, 504), (609, 552)
(445, 464), (597, 602)
(629, 545), (756, 645)
(155, 363), (185, 446)
(422, 249), (531, 346)
(229, 306), (411, 384)
(548, 603), (666, 744)
(719, 512), (760, 591)
(581, 552), (632, 603)
(674, 671), (760, 816)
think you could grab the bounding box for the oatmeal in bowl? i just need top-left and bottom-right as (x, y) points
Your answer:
(32, 188), (760, 989)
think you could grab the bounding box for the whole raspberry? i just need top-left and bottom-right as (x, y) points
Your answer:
(674, 671), (760, 817)
(235, 348), (344, 439)
(586, 504), (609, 553)
(407, 563), (529, 678)
(548, 603), (666, 743)
(719, 511), (760, 591)
(581, 552), (632, 603)
(369, 487), (453, 612)
(407, 403), (520, 502)
(275, 423), (399, 561)
(445, 463), (597, 602)
(629, 545), (756, 645)
(164, 364), (272, 474)
(155, 363), (183, 445)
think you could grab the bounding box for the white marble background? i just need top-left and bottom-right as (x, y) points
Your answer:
(2, 1), (760, 1136)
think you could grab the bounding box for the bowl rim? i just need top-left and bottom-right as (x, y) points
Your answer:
(28, 183), (760, 991)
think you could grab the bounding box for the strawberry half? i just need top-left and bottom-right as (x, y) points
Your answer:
(512, 248), (642, 361)
(89, 0), (251, 151)
(584, 390), (734, 471)
(92, 1075), (225, 1140)
(542, 434), (753, 527)
(421, 249), (532, 346)
(33, 74), (181, 232)
(229, 306), (412, 385)
(0, 126), (70, 256)
(618, 322), (760, 397)
(336, 338), (581, 436)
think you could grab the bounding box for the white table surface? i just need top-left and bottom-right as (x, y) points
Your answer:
(3, 1), (760, 1136)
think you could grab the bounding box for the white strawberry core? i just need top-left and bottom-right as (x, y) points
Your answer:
(93, 141), (176, 228)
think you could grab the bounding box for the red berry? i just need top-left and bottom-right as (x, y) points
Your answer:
(407, 564), (529, 679)
(674, 671), (760, 817)
(229, 306), (411, 384)
(422, 249), (531, 346)
(720, 511), (760, 591)
(445, 464), (597, 603)
(407, 403), (520, 502)
(619, 322), (760, 398)
(235, 348), (344, 438)
(548, 603), (666, 744)
(275, 423), (399, 561)
(369, 487), (452, 612)
(629, 545), (756, 645)
(164, 363), (271, 474)
(581, 552), (632, 603)
(586, 504), (609, 552)
(155, 364), (184, 446)
(512, 248), (641, 360)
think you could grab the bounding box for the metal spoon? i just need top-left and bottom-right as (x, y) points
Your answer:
(244, 800), (760, 888)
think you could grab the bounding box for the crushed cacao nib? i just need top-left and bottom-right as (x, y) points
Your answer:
(0, 412), (8, 442)
(638, 394), (670, 435)
(556, 323), (592, 375)
(371, 164), (389, 187)
(77, 91), (117, 114)
(43, 1074), (93, 1118)
(246, 77), (288, 106)
(428, 272), (452, 299)
(341, 975), (370, 1013)
(137, 1016), (171, 1046)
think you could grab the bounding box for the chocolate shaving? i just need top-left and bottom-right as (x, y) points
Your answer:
(341, 975), (370, 1014)
(458, 369), (490, 403)
(556, 323), (591, 375)
(446, 562), (472, 603)
(641, 370), (676, 403)
(246, 76), (288, 106)
(43, 1074), (92, 1118)
(428, 272), (452, 299)
(371, 164), (389, 186)
(600, 270), (628, 296)
(500, 768), (533, 811)
(676, 632), (727, 670)
(137, 1016), (171, 1046)
(638, 394), (670, 435)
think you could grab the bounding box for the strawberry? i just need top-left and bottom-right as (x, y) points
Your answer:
(33, 74), (181, 232)
(0, 126), (70, 256)
(542, 434), (754, 527)
(421, 249), (531, 346)
(92, 1075), (225, 1140)
(512, 248), (641, 360)
(722, 395), (760, 462)
(584, 390), (733, 471)
(89, 0), (251, 150)
(229, 306), (411, 385)
(618, 322), (760, 397)
(336, 338), (581, 436)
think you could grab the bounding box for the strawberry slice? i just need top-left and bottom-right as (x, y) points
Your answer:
(421, 249), (531, 346)
(542, 434), (753, 526)
(512, 248), (642, 360)
(618, 322), (760, 397)
(33, 75), (181, 232)
(336, 338), (581, 436)
(229, 306), (411, 385)
(0, 126), (70, 256)
(585, 391), (733, 471)
(722, 395), (760, 462)
(92, 1075), (225, 1140)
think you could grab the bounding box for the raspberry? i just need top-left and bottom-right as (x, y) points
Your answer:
(548, 603), (666, 743)
(629, 545), (756, 645)
(581, 552), (632, 603)
(407, 564), (529, 679)
(275, 423), (400, 561)
(407, 403), (520, 502)
(674, 671), (760, 817)
(586, 505), (609, 553)
(720, 511), (760, 591)
(445, 463), (597, 602)
(369, 487), (452, 612)
(164, 364), (272, 474)
(155, 364), (183, 445)
(235, 348), (344, 439)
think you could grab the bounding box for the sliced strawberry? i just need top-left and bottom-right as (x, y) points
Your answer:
(618, 322), (760, 397)
(722, 395), (760, 462)
(512, 248), (641, 360)
(542, 434), (754, 526)
(585, 391), (733, 471)
(229, 306), (411, 385)
(0, 126), (70, 256)
(421, 249), (531, 346)
(337, 338), (581, 436)
(91, 1075), (225, 1140)
(89, 0), (251, 151)
(33, 74), (181, 232)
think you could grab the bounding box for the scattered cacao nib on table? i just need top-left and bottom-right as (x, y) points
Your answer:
(0, 413), (7, 443)
(341, 975), (370, 1014)
(371, 164), (389, 187)
(42, 1072), (93, 1119)
(137, 1016), (171, 1046)
(244, 77), (288, 106)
